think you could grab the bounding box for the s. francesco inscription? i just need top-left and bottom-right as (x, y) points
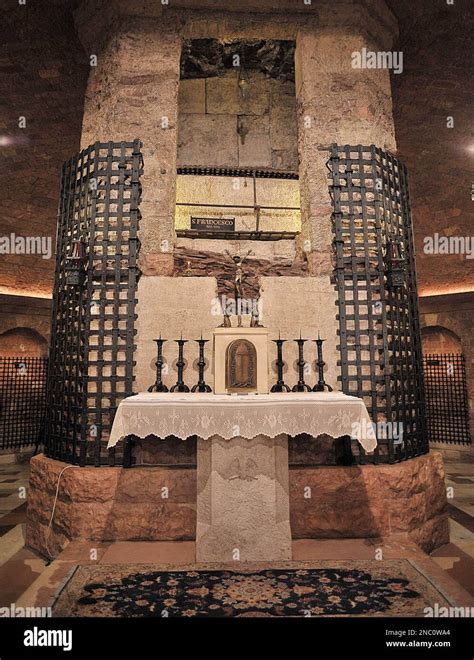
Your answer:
(191, 217), (235, 232)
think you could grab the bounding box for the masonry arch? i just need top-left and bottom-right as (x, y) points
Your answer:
(0, 327), (48, 357)
(420, 325), (462, 354)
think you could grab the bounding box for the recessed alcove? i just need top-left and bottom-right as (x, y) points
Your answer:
(176, 38), (300, 249)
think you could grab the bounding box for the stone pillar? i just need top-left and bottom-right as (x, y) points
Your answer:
(74, 1), (181, 276)
(295, 0), (398, 274)
(196, 434), (292, 562)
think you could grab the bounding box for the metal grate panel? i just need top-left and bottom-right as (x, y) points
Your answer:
(0, 357), (47, 450)
(45, 140), (143, 466)
(329, 144), (427, 463)
(423, 353), (471, 445)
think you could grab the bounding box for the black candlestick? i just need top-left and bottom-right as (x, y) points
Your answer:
(313, 333), (333, 392)
(192, 337), (212, 392)
(170, 335), (190, 393)
(271, 334), (290, 392)
(148, 336), (169, 392)
(292, 334), (311, 392)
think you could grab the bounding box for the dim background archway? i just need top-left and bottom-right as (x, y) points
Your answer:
(0, 327), (48, 358)
(421, 325), (471, 446)
(421, 325), (462, 354)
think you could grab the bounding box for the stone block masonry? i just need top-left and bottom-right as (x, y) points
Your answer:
(26, 451), (448, 557)
(290, 452), (449, 554)
(177, 71), (298, 171)
(75, 7), (182, 273)
(26, 454), (197, 558)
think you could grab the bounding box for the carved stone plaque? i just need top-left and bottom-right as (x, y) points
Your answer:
(225, 339), (257, 391)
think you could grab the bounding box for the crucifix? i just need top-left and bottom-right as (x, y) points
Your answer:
(222, 248), (253, 327)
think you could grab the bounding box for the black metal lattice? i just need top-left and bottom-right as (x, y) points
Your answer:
(423, 353), (471, 445)
(329, 144), (427, 463)
(0, 357), (47, 450)
(45, 140), (143, 466)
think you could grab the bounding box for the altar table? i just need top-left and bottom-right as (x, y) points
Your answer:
(108, 392), (377, 562)
(108, 391), (377, 451)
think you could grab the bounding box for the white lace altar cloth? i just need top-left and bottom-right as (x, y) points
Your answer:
(108, 392), (377, 453)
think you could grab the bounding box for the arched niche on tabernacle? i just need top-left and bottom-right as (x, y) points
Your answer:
(225, 338), (257, 391)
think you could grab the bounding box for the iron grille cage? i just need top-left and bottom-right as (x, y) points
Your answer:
(0, 357), (47, 450)
(45, 139), (429, 466)
(329, 144), (428, 464)
(45, 140), (143, 466)
(423, 353), (471, 445)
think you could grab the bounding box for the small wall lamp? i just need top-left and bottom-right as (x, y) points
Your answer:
(385, 238), (406, 289)
(65, 239), (85, 286)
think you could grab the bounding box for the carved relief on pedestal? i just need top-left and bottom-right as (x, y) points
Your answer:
(224, 457), (258, 481)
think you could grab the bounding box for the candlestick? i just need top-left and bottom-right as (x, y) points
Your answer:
(313, 334), (333, 392)
(191, 337), (212, 392)
(292, 335), (311, 392)
(148, 337), (169, 392)
(271, 336), (290, 392)
(170, 336), (190, 393)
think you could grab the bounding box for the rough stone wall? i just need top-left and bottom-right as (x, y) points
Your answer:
(74, 5), (181, 277)
(421, 327), (463, 355)
(0, 328), (48, 358)
(0, 1), (88, 298)
(26, 454), (196, 557)
(295, 26), (396, 273)
(26, 451), (448, 556)
(173, 246), (308, 299)
(290, 452), (449, 553)
(0, 295), (51, 344)
(390, 0), (474, 296)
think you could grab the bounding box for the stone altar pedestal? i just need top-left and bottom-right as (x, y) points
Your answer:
(196, 433), (291, 563)
(104, 391), (380, 563)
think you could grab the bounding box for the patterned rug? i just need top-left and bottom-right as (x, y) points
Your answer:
(52, 560), (450, 617)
